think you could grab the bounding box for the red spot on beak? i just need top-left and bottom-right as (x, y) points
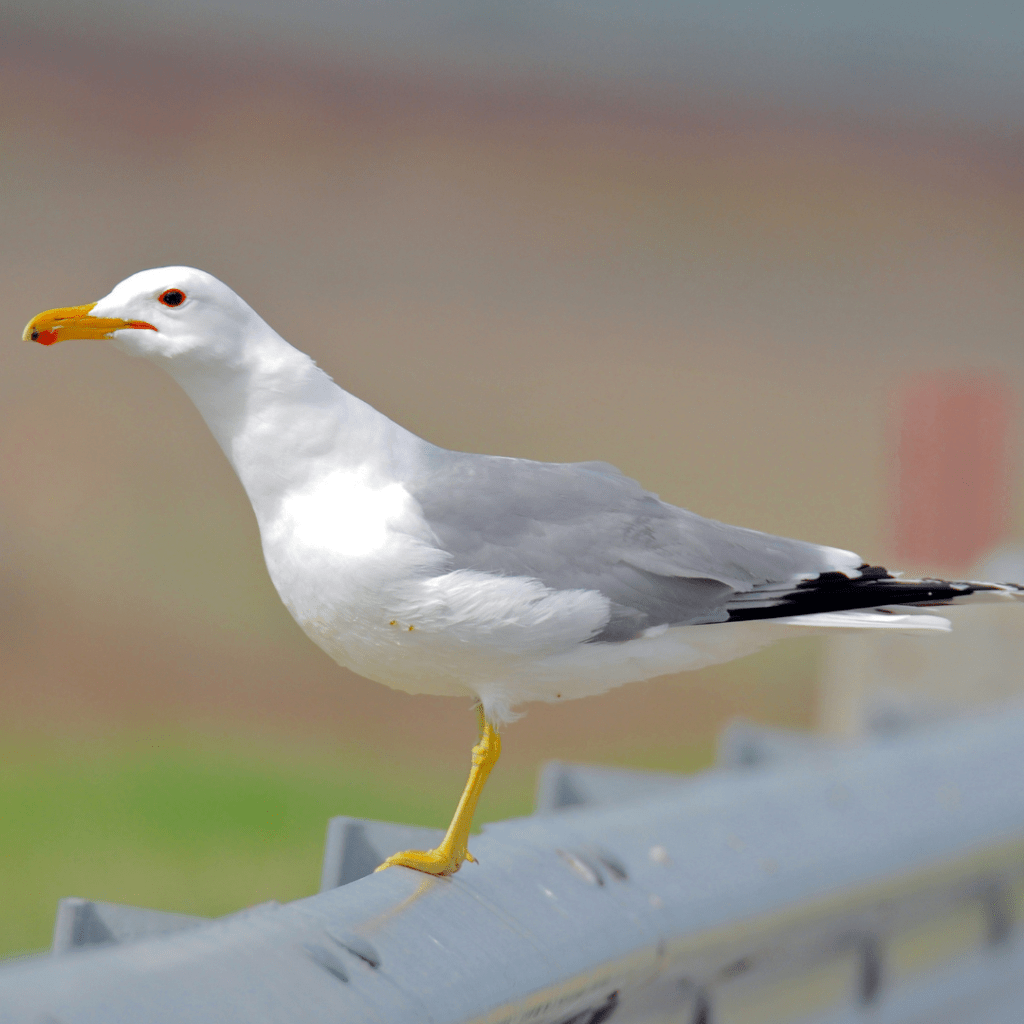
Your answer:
(34, 329), (59, 346)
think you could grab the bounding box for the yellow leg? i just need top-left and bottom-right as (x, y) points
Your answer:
(375, 706), (501, 876)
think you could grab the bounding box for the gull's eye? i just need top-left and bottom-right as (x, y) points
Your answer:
(159, 289), (186, 307)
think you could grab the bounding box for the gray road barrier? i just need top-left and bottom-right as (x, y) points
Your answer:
(3, 708), (1024, 1023)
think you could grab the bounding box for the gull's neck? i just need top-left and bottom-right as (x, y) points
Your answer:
(162, 328), (431, 521)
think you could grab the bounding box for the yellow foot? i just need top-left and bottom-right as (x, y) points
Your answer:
(375, 707), (500, 878)
(375, 844), (475, 877)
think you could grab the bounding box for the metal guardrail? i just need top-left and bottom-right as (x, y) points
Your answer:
(3, 710), (1024, 1023)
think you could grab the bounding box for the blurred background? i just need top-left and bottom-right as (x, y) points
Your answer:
(2, 0), (1024, 956)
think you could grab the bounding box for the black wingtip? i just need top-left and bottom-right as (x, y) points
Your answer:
(728, 565), (980, 623)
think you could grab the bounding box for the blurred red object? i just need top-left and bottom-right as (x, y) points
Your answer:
(893, 374), (1014, 573)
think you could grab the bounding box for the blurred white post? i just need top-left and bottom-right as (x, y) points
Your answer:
(819, 375), (1020, 737)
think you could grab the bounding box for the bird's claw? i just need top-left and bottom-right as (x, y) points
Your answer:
(375, 845), (469, 876)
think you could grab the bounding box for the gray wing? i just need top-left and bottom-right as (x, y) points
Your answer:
(407, 452), (863, 641)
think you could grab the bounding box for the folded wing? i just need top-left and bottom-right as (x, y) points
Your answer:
(409, 453), (875, 640)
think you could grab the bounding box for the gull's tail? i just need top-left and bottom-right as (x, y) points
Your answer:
(726, 564), (1024, 633)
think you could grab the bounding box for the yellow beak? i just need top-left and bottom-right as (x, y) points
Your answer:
(22, 303), (156, 346)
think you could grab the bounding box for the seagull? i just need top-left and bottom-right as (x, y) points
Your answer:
(23, 267), (1024, 876)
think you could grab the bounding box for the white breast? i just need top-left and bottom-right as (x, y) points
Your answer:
(277, 469), (413, 560)
(259, 469), (439, 624)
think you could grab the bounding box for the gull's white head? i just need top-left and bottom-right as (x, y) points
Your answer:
(22, 267), (267, 366)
